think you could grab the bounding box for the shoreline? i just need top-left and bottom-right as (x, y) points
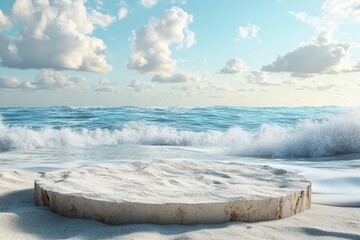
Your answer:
(1, 170), (359, 239)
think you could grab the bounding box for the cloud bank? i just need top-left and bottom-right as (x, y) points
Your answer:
(0, 69), (85, 90)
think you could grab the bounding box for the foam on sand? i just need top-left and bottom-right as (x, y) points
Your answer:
(34, 161), (311, 224)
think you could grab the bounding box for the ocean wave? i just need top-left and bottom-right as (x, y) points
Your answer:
(1, 110), (360, 158)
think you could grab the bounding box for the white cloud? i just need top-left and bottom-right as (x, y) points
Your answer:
(139, 0), (159, 8)
(95, 0), (104, 8)
(290, 0), (360, 36)
(118, 7), (128, 20)
(289, 11), (320, 29)
(0, 70), (85, 90)
(262, 34), (351, 77)
(0, 76), (21, 89)
(178, 28), (196, 49)
(94, 78), (117, 92)
(151, 72), (204, 83)
(127, 80), (154, 92)
(290, 80), (350, 91)
(322, 0), (360, 21)
(138, 0), (187, 8)
(127, 7), (195, 74)
(90, 9), (115, 28)
(219, 58), (247, 74)
(171, 84), (202, 98)
(273, 0), (360, 78)
(21, 81), (36, 90)
(172, 81), (236, 98)
(171, 0), (187, 4)
(0, 10), (12, 31)
(247, 71), (279, 86)
(238, 23), (260, 39)
(33, 69), (85, 90)
(0, 0), (112, 73)
(247, 71), (268, 82)
(273, 1), (360, 77)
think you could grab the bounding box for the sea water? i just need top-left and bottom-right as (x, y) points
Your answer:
(0, 106), (359, 206)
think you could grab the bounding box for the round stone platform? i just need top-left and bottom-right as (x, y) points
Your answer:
(34, 161), (311, 225)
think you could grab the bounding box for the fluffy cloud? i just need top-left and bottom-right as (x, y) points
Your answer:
(0, 76), (21, 89)
(94, 78), (117, 93)
(322, 0), (360, 22)
(247, 71), (279, 86)
(278, 0), (360, 77)
(0, 0), (112, 73)
(127, 7), (195, 74)
(139, 0), (159, 8)
(151, 72), (203, 83)
(261, 33), (351, 77)
(90, 9), (115, 28)
(291, 0), (360, 34)
(118, 7), (128, 20)
(219, 58), (247, 74)
(0, 70), (85, 90)
(127, 80), (154, 92)
(32, 69), (85, 90)
(238, 23), (260, 39)
(0, 10), (12, 31)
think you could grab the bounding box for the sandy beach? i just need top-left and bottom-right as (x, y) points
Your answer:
(1, 0), (360, 238)
(1, 170), (359, 240)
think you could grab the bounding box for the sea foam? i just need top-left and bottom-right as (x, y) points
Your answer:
(1, 109), (360, 158)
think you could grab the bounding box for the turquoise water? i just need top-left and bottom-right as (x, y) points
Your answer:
(0, 106), (347, 131)
(0, 106), (359, 206)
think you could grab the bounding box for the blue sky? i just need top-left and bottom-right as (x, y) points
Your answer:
(0, 0), (359, 107)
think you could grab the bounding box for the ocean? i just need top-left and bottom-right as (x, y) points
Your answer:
(0, 106), (359, 206)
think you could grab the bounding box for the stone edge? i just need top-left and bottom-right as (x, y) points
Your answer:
(34, 180), (311, 225)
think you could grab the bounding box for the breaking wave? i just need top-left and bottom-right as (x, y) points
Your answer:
(1, 109), (360, 158)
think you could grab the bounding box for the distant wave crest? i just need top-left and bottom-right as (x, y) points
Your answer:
(1, 110), (360, 158)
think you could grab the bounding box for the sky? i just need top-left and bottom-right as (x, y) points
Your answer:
(0, 0), (359, 107)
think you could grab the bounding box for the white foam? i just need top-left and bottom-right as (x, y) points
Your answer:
(256, 163), (360, 207)
(1, 109), (360, 157)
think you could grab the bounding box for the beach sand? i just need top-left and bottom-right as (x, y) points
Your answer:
(1, 171), (359, 240)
